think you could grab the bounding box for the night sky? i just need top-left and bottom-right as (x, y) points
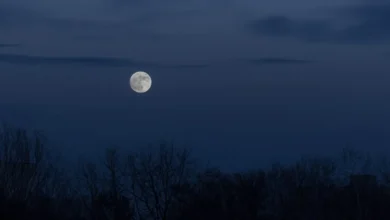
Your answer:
(0, 0), (389, 171)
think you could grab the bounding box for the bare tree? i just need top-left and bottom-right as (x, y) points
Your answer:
(126, 141), (194, 220)
(0, 124), (53, 203)
(338, 147), (373, 182)
(76, 159), (102, 220)
(172, 168), (268, 220)
(171, 168), (229, 220)
(230, 171), (267, 219)
(337, 148), (376, 220)
(102, 147), (134, 220)
(76, 147), (134, 220)
(264, 156), (337, 220)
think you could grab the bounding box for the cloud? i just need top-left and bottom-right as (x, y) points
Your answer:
(0, 5), (41, 28)
(0, 53), (309, 69)
(248, 16), (333, 42)
(168, 63), (210, 69)
(0, 0), (206, 28)
(0, 4), (117, 29)
(237, 57), (312, 65)
(0, 43), (20, 48)
(0, 1), (209, 41)
(0, 53), (209, 69)
(247, 2), (390, 44)
(0, 53), (135, 66)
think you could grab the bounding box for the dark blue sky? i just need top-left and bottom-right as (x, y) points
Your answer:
(0, 0), (389, 171)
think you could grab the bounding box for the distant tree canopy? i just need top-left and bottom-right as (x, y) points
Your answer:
(0, 124), (390, 220)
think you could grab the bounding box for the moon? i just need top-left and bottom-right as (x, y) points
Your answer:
(130, 71), (152, 93)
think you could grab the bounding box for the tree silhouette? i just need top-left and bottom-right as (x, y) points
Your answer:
(125, 141), (194, 220)
(1, 123), (390, 220)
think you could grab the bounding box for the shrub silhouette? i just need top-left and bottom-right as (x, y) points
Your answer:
(0, 124), (390, 220)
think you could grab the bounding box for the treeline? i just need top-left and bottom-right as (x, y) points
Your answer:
(0, 124), (390, 220)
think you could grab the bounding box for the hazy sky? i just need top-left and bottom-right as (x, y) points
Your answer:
(0, 0), (389, 171)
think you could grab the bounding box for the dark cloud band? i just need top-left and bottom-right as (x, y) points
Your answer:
(0, 53), (210, 69)
(0, 43), (20, 48)
(247, 3), (390, 44)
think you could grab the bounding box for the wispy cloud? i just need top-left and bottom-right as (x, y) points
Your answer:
(0, 4), (118, 29)
(0, 43), (20, 48)
(0, 1), (208, 44)
(247, 2), (390, 44)
(0, 0), (206, 30)
(0, 54), (134, 66)
(0, 53), (311, 68)
(0, 53), (209, 69)
(238, 57), (312, 65)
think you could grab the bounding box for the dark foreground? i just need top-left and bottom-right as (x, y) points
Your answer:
(0, 124), (389, 220)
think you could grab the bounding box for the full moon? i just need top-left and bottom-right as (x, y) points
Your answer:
(130, 71), (152, 93)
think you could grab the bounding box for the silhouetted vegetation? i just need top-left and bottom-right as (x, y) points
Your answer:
(1, 124), (390, 220)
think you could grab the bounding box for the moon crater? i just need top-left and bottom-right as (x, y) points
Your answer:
(130, 71), (152, 93)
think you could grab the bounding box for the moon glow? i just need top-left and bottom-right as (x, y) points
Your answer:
(130, 71), (152, 93)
